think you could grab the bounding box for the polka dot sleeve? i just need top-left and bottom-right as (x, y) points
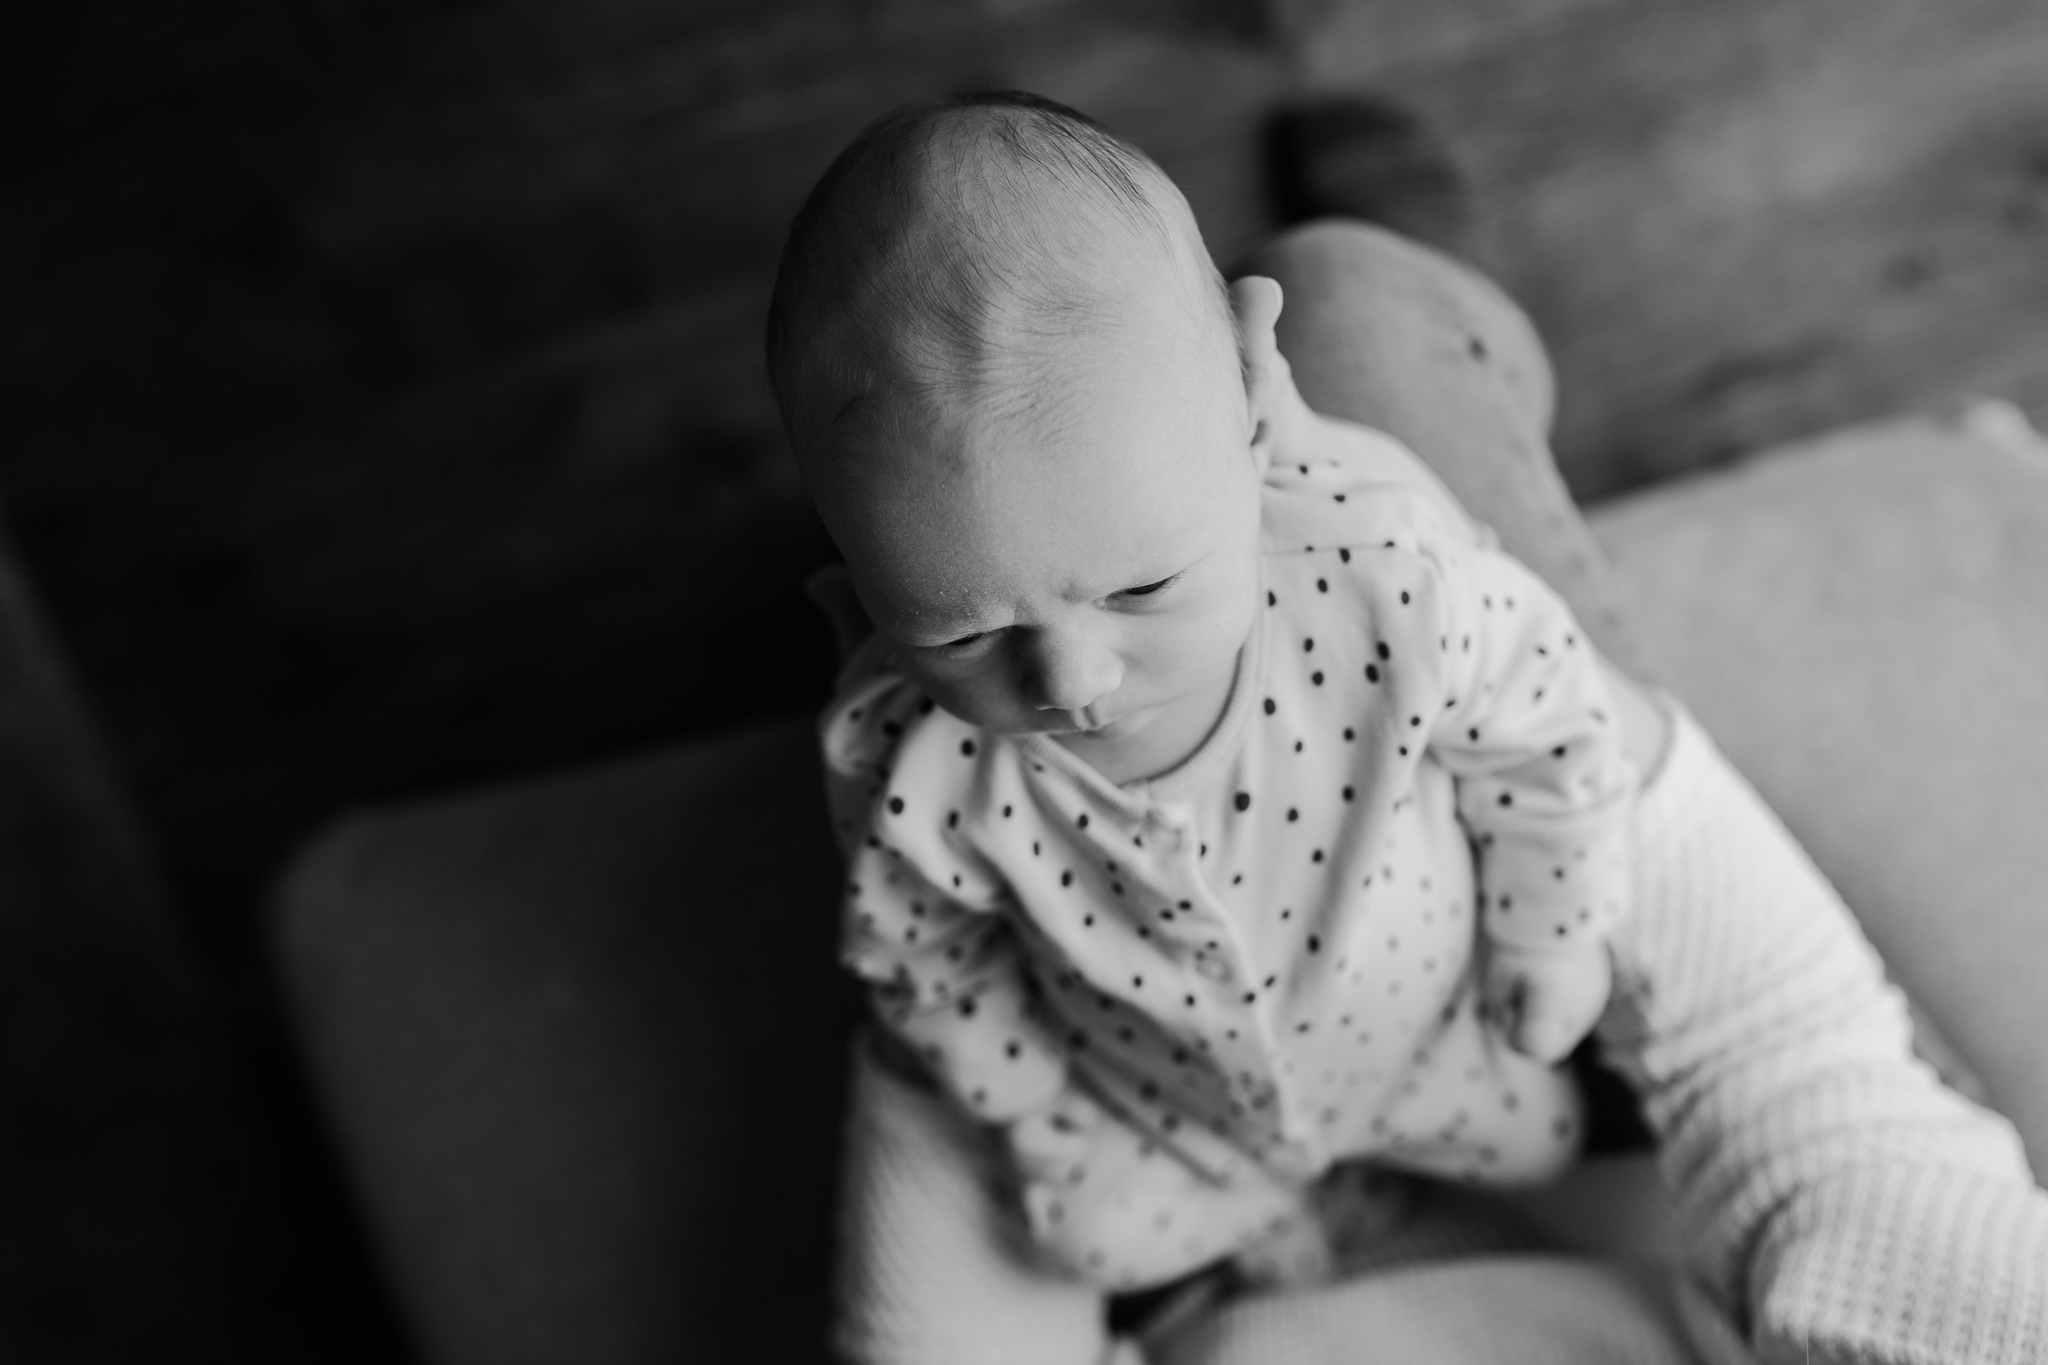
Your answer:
(822, 662), (1071, 1124)
(1415, 536), (1636, 958)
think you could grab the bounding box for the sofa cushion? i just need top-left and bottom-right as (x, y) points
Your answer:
(275, 721), (854, 1365)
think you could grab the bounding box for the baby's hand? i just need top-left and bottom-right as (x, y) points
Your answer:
(1481, 943), (1612, 1064)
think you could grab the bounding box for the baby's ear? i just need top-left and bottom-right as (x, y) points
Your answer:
(804, 563), (875, 660)
(1228, 275), (1291, 467)
(1229, 274), (1284, 362)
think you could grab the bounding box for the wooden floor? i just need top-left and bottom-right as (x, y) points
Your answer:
(9, 0), (2048, 970)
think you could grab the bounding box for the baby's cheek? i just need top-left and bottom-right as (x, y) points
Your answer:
(1188, 580), (1260, 672)
(1183, 618), (1249, 684)
(912, 668), (1033, 736)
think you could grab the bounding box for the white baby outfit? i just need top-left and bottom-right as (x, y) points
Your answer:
(820, 428), (1634, 1289)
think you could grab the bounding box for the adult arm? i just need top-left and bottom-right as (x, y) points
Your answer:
(1597, 697), (2048, 1364)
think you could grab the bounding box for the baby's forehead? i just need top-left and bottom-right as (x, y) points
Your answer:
(803, 243), (1216, 454)
(855, 288), (1220, 451)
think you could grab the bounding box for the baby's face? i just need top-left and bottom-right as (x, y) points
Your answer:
(819, 290), (1266, 778)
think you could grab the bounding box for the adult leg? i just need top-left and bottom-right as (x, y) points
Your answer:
(1242, 219), (1663, 692)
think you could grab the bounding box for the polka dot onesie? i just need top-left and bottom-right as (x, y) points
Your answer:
(821, 426), (1635, 1292)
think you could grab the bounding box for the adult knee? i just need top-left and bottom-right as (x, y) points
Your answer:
(1244, 219), (1556, 438)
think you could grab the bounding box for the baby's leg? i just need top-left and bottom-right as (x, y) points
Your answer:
(1009, 1091), (1320, 1292)
(1365, 977), (1589, 1188)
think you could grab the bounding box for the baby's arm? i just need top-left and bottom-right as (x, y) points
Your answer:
(841, 882), (1069, 1126)
(1417, 531), (1635, 1062)
(822, 668), (1073, 1125)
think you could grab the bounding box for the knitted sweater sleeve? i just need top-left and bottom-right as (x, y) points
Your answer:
(1597, 705), (2048, 1365)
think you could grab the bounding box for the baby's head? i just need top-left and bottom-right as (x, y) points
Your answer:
(769, 92), (1284, 772)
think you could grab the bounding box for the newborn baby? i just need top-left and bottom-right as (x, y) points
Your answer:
(770, 90), (1634, 1291)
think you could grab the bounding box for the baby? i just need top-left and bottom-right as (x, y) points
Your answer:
(770, 91), (1634, 1292)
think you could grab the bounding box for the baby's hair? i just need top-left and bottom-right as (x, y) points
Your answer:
(766, 90), (1235, 465)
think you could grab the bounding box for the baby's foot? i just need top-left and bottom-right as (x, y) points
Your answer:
(1009, 1094), (1305, 1292)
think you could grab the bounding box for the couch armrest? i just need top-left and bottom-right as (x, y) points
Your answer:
(274, 718), (854, 1365)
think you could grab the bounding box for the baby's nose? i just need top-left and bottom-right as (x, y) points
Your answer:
(1023, 629), (1123, 714)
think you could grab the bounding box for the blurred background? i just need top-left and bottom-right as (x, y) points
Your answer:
(6, 0), (2047, 1358)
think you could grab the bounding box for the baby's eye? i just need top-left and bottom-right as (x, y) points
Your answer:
(934, 630), (998, 660)
(1120, 573), (1181, 598)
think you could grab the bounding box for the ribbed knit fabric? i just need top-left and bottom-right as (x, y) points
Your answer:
(1603, 706), (2048, 1365)
(830, 701), (2048, 1365)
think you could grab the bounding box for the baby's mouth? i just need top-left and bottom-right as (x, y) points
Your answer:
(1073, 702), (1142, 735)
(1031, 697), (1151, 738)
